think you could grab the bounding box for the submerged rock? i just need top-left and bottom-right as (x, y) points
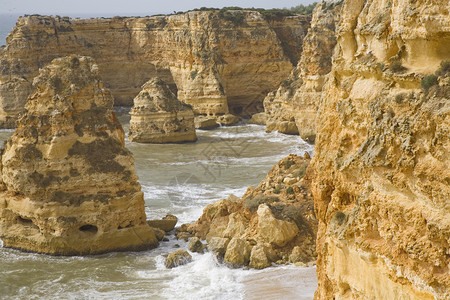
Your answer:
(147, 214), (178, 232)
(0, 55), (158, 255)
(129, 78), (197, 143)
(248, 112), (267, 125)
(194, 116), (219, 130)
(165, 249), (192, 269)
(216, 114), (241, 126)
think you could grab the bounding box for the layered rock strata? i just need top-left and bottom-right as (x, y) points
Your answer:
(312, 0), (450, 298)
(0, 55), (158, 255)
(0, 11), (311, 127)
(188, 154), (318, 269)
(128, 78), (196, 143)
(264, 1), (342, 142)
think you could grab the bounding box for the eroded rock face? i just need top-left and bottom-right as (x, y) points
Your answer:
(129, 78), (196, 143)
(0, 55), (158, 255)
(0, 11), (311, 127)
(188, 154), (318, 269)
(312, 0), (450, 298)
(264, 1), (342, 142)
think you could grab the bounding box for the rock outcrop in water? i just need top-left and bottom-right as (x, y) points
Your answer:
(263, 1), (342, 142)
(0, 11), (310, 127)
(129, 78), (196, 143)
(311, 0), (450, 298)
(0, 55), (158, 255)
(187, 154), (318, 269)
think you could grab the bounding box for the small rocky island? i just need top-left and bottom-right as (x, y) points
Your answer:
(0, 55), (158, 255)
(129, 78), (197, 143)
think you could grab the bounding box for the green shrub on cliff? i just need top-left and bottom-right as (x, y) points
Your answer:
(179, 3), (318, 21)
(421, 75), (438, 92)
(435, 60), (450, 76)
(286, 186), (295, 195)
(218, 9), (245, 25)
(290, 3), (317, 15)
(244, 195), (279, 212)
(389, 61), (406, 73)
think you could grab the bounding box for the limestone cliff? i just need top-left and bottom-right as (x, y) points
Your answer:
(311, 0), (450, 298)
(0, 11), (311, 128)
(0, 55), (158, 255)
(187, 154), (318, 269)
(264, 1), (342, 142)
(129, 78), (196, 143)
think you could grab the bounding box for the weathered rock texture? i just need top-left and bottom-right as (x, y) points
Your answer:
(0, 55), (158, 255)
(311, 0), (450, 299)
(188, 154), (318, 269)
(128, 78), (196, 143)
(0, 11), (310, 127)
(264, 1), (342, 142)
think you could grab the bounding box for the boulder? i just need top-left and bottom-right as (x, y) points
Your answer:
(248, 112), (267, 125)
(194, 116), (219, 129)
(147, 215), (178, 232)
(152, 228), (166, 241)
(188, 237), (205, 253)
(165, 250), (192, 269)
(128, 78), (197, 143)
(256, 204), (299, 247)
(216, 114), (241, 125)
(207, 237), (230, 258)
(249, 245), (272, 269)
(223, 238), (252, 267)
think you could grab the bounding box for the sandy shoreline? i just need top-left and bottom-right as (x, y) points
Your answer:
(243, 266), (317, 300)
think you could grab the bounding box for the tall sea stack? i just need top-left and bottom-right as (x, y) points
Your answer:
(0, 55), (158, 255)
(129, 78), (197, 143)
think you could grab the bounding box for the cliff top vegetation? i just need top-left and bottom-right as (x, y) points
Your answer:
(175, 3), (318, 19)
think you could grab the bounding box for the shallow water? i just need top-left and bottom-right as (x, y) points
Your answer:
(0, 108), (316, 299)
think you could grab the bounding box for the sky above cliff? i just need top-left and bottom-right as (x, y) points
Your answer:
(1, 0), (317, 15)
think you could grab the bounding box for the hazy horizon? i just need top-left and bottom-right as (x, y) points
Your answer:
(1, 0), (317, 16)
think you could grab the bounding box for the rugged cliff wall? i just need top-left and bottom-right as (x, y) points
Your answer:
(264, 1), (341, 142)
(0, 55), (158, 255)
(311, 0), (450, 298)
(0, 11), (310, 127)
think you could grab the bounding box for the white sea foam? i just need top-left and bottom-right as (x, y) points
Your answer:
(157, 253), (246, 300)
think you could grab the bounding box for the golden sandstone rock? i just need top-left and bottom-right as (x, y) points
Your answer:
(0, 55), (158, 255)
(0, 11), (310, 127)
(188, 154), (317, 269)
(311, 0), (450, 299)
(128, 78), (197, 143)
(165, 249), (192, 269)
